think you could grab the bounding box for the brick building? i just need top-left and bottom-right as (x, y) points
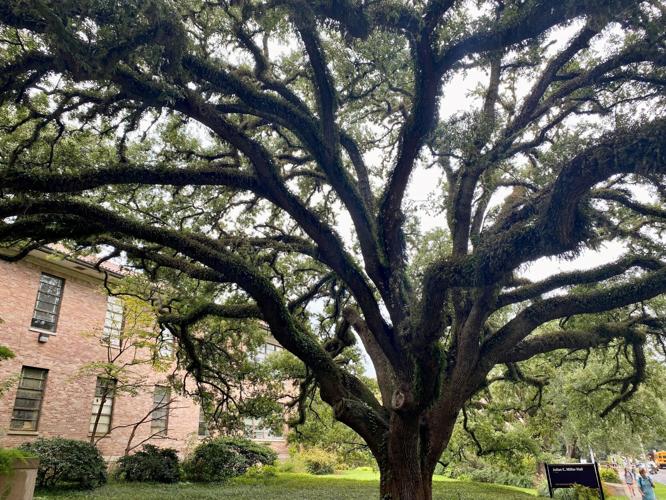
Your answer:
(0, 248), (287, 459)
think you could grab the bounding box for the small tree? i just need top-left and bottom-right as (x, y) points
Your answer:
(77, 289), (181, 453)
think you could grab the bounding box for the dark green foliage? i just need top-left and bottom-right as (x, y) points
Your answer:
(19, 438), (107, 489)
(0, 345), (14, 361)
(224, 437), (278, 466)
(183, 437), (276, 483)
(115, 445), (180, 483)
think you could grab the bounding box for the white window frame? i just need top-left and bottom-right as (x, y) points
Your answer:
(243, 417), (283, 442)
(89, 377), (116, 435)
(102, 296), (123, 347)
(158, 328), (174, 358)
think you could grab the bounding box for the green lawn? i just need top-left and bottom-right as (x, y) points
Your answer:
(655, 481), (666, 498)
(34, 472), (537, 499)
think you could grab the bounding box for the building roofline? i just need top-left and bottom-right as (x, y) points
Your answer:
(0, 245), (125, 281)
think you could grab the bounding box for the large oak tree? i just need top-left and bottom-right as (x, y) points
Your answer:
(1, 1), (665, 498)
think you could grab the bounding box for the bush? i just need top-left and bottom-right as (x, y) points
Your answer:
(599, 466), (620, 483)
(115, 445), (180, 483)
(243, 464), (278, 480)
(19, 438), (107, 489)
(183, 437), (276, 482)
(553, 485), (600, 499)
(301, 448), (336, 475)
(223, 437), (277, 466)
(278, 453), (306, 473)
(536, 482), (602, 499)
(467, 466), (534, 488)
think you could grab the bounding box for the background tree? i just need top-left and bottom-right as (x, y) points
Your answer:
(440, 305), (666, 484)
(77, 290), (180, 449)
(0, 1), (665, 498)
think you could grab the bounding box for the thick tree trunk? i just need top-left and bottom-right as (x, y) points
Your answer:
(379, 467), (433, 500)
(377, 413), (437, 500)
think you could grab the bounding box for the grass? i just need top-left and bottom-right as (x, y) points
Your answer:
(655, 481), (666, 497)
(34, 471), (538, 499)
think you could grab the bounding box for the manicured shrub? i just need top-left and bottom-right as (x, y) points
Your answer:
(223, 437), (277, 466)
(301, 448), (336, 475)
(19, 438), (107, 489)
(599, 466), (620, 483)
(115, 444), (180, 483)
(183, 437), (276, 482)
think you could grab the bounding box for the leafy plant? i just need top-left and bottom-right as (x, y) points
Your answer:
(0, 345), (14, 361)
(183, 437), (276, 483)
(598, 467), (620, 484)
(115, 445), (180, 483)
(466, 466), (534, 488)
(0, 448), (33, 477)
(243, 464), (278, 480)
(301, 448), (336, 475)
(223, 437), (278, 466)
(18, 438), (107, 489)
(0, 345), (16, 397)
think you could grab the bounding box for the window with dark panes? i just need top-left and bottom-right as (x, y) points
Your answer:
(89, 377), (116, 435)
(10, 367), (48, 431)
(31, 273), (64, 332)
(151, 386), (170, 436)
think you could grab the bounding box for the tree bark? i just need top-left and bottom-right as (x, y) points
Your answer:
(377, 413), (437, 500)
(380, 468), (433, 500)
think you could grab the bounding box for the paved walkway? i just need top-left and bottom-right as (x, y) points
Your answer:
(616, 469), (665, 498)
(654, 468), (666, 485)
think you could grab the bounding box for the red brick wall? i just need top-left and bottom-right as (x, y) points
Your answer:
(0, 254), (288, 460)
(0, 256), (202, 458)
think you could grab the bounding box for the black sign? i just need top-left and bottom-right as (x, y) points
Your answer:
(544, 463), (604, 499)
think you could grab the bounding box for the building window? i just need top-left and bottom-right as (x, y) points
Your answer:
(253, 343), (282, 363)
(89, 378), (116, 435)
(102, 296), (123, 347)
(243, 417), (282, 441)
(157, 328), (174, 358)
(31, 274), (64, 332)
(198, 407), (210, 437)
(151, 386), (170, 436)
(10, 367), (48, 431)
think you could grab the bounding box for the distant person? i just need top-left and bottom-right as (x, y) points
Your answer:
(637, 467), (656, 500)
(625, 467), (638, 497)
